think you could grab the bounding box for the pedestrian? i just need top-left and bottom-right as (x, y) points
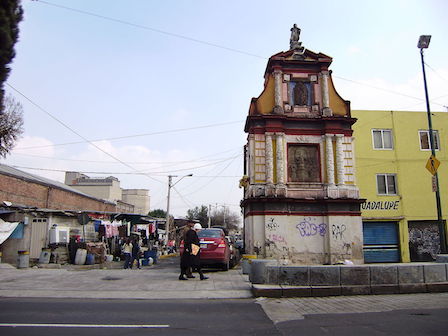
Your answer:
(130, 236), (141, 269)
(181, 223), (195, 278)
(179, 222), (208, 280)
(122, 238), (133, 269)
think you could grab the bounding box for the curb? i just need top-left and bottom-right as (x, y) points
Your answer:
(252, 283), (448, 298)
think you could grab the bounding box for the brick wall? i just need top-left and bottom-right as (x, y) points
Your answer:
(0, 174), (116, 212)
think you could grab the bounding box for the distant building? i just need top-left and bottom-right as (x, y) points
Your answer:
(122, 189), (150, 215)
(65, 172), (150, 215)
(352, 110), (448, 263)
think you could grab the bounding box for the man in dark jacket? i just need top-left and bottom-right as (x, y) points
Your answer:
(179, 223), (208, 280)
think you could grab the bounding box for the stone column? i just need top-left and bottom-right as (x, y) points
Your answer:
(325, 134), (335, 186)
(273, 69), (284, 114)
(276, 133), (285, 185)
(320, 71), (332, 116)
(249, 134), (255, 184)
(335, 134), (345, 185)
(265, 133), (274, 185)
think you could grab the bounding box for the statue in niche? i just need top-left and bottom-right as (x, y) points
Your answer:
(293, 82), (308, 106)
(288, 145), (320, 182)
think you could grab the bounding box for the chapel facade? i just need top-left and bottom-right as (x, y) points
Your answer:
(241, 25), (364, 265)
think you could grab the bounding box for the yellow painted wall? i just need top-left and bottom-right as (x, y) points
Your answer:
(352, 110), (448, 262)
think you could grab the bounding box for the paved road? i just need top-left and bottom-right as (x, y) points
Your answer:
(0, 297), (447, 335)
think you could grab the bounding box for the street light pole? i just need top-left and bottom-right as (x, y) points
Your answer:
(418, 35), (447, 254)
(165, 174), (193, 250)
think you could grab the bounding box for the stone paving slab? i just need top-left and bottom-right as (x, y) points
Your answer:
(0, 259), (252, 300)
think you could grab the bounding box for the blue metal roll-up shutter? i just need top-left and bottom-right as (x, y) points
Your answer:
(363, 221), (400, 263)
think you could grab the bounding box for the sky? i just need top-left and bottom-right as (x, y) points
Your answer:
(2, 0), (448, 219)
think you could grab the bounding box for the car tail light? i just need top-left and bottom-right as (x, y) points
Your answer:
(217, 239), (226, 248)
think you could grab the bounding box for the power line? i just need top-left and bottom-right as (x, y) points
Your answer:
(13, 121), (244, 150)
(334, 75), (447, 108)
(33, 0), (266, 60)
(9, 165), (240, 177)
(6, 82), (164, 184)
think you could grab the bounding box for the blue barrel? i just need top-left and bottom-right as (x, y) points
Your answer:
(144, 250), (158, 264)
(85, 254), (95, 265)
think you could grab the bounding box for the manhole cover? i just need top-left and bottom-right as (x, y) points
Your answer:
(102, 276), (122, 281)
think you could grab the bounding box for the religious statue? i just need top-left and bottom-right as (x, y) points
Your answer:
(289, 24), (304, 53)
(290, 24), (301, 45)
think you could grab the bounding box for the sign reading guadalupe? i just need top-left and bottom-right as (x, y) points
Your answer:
(361, 200), (400, 211)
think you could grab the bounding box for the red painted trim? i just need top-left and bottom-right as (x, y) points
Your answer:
(245, 211), (362, 218)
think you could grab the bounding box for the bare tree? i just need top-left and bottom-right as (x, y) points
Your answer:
(0, 94), (23, 157)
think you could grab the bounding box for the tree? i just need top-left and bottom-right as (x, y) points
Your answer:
(148, 209), (167, 218)
(0, 94), (23, 158)
(210, 207), (241, 232)
(186, 205), (209, 227)
(0, 0), (23, 110)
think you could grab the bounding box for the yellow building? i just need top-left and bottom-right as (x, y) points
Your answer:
(352, 110), (448, 263)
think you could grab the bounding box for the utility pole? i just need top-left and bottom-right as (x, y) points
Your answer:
(418, 35), (446, 254)
(208, 204), (211, 228)
(165, 174), (193, 251)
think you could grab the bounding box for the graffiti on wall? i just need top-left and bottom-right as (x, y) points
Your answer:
(409, 224), (440, 261)
(266, 217), (279, 231)
(296, 217), (327, 237)
(331, 224), (346, 240)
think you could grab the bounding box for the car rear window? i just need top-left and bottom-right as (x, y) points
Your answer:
(198, 229), (223, 238)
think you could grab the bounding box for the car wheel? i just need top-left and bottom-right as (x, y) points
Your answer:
(222, 260), (229, 271)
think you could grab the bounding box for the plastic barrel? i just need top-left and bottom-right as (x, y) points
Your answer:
(75, 249), (87, 265)
(39, 251), (51, 264)
(17, 251), (30, 268)
(85, 253), (95, 265)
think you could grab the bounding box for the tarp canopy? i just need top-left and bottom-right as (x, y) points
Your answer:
(0, 218), (20, 244)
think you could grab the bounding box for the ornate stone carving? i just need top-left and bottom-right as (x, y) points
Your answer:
(325, 134), (335, 186)
(287, 145), (320, 182)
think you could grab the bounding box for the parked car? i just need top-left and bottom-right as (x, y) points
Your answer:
(180, 228), (231, 271)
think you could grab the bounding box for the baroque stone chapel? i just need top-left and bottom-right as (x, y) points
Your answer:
(241, 25), (364, 265)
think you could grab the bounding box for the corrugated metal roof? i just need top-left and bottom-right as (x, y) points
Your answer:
(0, 163), (115, 204)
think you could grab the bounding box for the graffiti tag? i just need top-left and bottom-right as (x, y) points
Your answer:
(266, 217), (279, 231)
(332, 224), (346, 240)
(268, 234), (287, 244)
(296, 218), (327, 237)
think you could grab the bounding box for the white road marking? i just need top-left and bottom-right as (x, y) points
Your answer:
(0, 323), (169, 328)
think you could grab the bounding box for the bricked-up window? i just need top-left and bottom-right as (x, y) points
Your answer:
(419, 130), (440, 150)
(287, 144), (321, 182)
(372, 129), (393, 149)
(376, 174), (397, 195)
(288, 81), (312, 106)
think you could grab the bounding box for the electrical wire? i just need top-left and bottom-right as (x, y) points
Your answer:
(32, 0), (266, 60)
(13, 121), (244, 150)
(6, 82), (164, 184)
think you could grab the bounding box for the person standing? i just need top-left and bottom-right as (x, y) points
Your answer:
(179, 223), (208, 280)
(130, 236), (141, 269)
(122, 238), (133, 269)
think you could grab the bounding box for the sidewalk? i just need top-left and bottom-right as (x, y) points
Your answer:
(0, 256), (253, 300)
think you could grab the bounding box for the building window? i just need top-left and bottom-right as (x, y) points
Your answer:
(376, 174), (397, 195)
(419, 130), (440, 150)
(288, 81), (312, 106)
(372, 129), (393, 149)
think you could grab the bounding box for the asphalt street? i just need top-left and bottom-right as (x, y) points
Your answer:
(1, 256), (448, 335)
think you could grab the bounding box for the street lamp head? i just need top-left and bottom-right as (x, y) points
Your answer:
(186, 173), (193, 177)
(418, 35), (431, 49)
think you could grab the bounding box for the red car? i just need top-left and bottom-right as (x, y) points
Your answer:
(180, 228), (231, 271)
